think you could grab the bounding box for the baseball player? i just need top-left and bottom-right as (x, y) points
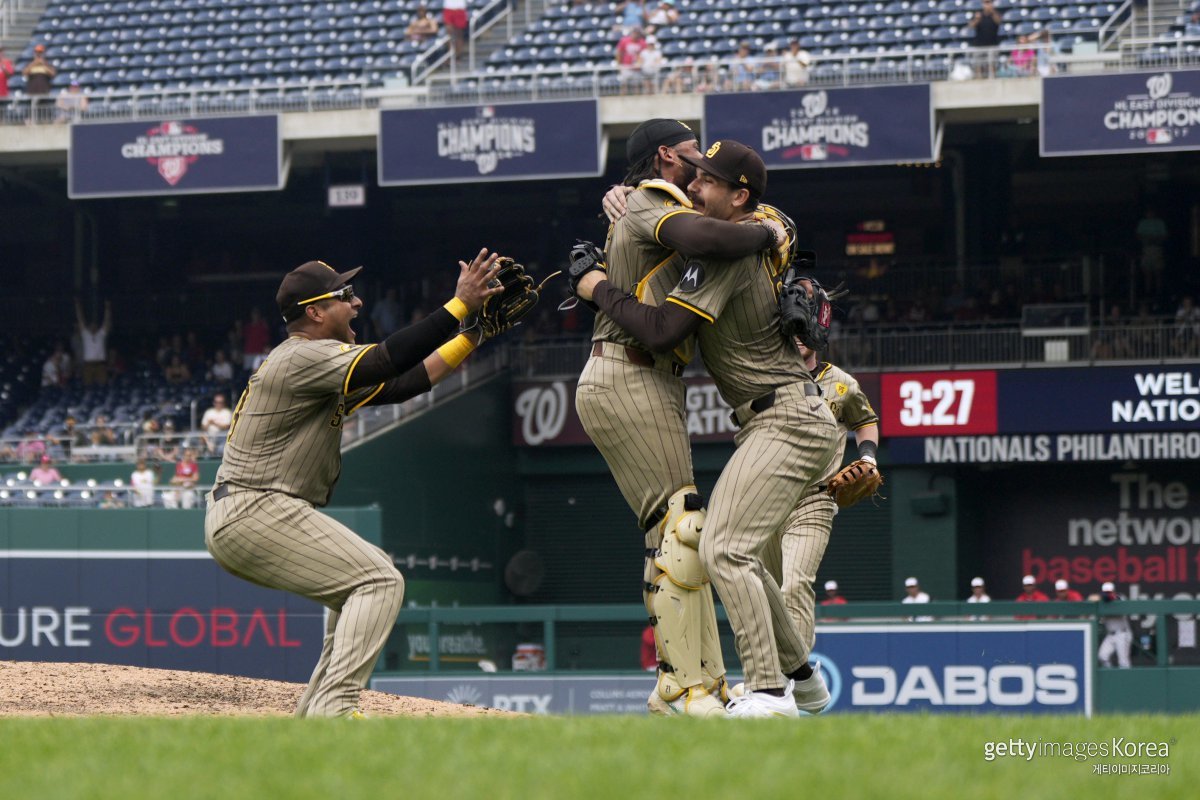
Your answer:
(1097, 581), (1133, 668)
(205, 252), (504, 718)
(577, 140), (840, 718)
(757, 340), (879, 713)
(578, 119), (786, 717)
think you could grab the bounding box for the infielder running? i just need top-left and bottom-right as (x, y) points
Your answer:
(205, 252), (504, 718)
(577, 140), (840, 718)
(577, 119), (787, 717)
(756, 341), (880, 713)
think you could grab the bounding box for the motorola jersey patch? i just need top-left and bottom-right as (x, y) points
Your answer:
(677, 260), (705, 292)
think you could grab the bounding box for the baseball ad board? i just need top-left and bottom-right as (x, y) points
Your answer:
(881, 366), (1200, 464)
(0, 551), (323, 681)
(373, 624), (1092, 715)
(68, 115), (283, 198)
(1041, 69), (1200, 157)
(378, 99), (603, 185)
(703, 84), (935, 168)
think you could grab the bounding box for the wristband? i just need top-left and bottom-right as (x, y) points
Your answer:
(858, 439), (878, 461)
(436, 334), (476, 368)
(443, 297), (470, 321)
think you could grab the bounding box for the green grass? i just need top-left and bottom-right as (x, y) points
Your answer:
(0, 714), (1192, 800)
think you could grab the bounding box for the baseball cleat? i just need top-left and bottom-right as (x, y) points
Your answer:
(347, 708), (368, 720)
(726, 680), (801, 718)
(647, 684), (727, 718)
(793, 661), (831, 714)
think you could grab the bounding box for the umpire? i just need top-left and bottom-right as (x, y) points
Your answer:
(205, 252), (502, 718)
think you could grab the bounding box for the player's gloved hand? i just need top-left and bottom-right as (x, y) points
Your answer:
(470, 257), (560, 342)
(601, 185), (635, 223)
(826, 457), (884, 509)
(561, 240), (607, 312)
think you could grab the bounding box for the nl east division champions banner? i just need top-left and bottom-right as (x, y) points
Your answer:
(704, 84), (935, 168)
(1041, 69), (1200, 157)
(881, 366), (1200, 464)
(69, 115), (283, 198)
(378, 100), (603, 185)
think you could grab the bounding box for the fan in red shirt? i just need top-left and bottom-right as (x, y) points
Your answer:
(1015, 574), (1049, 619)
(1054, 579), (1084, 603)
(640, 624), (657, 671)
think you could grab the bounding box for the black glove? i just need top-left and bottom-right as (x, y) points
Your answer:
(562, 240), (607, 312)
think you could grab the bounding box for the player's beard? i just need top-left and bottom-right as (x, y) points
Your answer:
(677, 160), (697, 190)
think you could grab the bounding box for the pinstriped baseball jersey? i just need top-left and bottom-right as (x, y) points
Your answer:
(812, 360), (879, 481)
(217, 336), (383, 506)
(593, 179), (698, 366)
(666, 250), (811, 408)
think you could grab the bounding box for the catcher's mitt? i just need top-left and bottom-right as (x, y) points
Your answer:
(473, 257), (559, 341)
(826, 459), (884, 509)
(560, 240), (607, 311)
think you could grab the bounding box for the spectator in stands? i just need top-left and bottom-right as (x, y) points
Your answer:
(637, 35), (666, 93)
(164, 447), (200, 509)
(442, 0), (469, 56)
(54, 80), (88, 124)
(30, 455), (63, 486)
(183, 331), (206, 375)
(615, 0), (647, 34)
(782, 39), (812, 88)
(16, 431), (47, 463)
(1003, 34), (1037, 77)
(0, 47), (14, 99)
(821, 580), (847, 607)
(241, 307), (270, 371)
(22, 44), (55, 122)
(902, 576), (932, 621)
(90, 414), (117, 447)
(1015, 573), (1049, 619)
(1054, 579), (1083, 603)
(100, 491), (125, 509)
(200, 393), (233, 454)
(640, 624), (657, 670)
(730, 41), (756, 92)
(405, 5), (440, 45)
(966, 576), (990, 603)
(106, 346), (127, 379)
(248, 343), (271, 373)
(660, 56), (696, 94)
(41, 342), (72, 388)
(1174, 295), (1200, 355)
(208, 349), (235, 383)
(1136, 207), (1168, 298)
(695, 58), (726, 93)
(226, 320), (245, 369)
(57, 415), (90, 460)
(968, 0), (1002, 48)
(163, 353), (191, 385)
(74, 298), (112, 386)
(615, 27), (647, 94)
(1091, 304), (1133, 360)
(756, 42), (782, 91)
(644, 0), (679, 29)
(371, 288), (403, 339)
(130, 458), (157, 508)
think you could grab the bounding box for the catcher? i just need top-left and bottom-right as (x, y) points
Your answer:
(752, 270), (882, 713)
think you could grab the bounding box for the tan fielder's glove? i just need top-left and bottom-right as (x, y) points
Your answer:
(826, 458), (884, 508)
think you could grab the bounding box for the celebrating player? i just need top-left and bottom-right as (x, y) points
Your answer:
(205, 252), (511, 718)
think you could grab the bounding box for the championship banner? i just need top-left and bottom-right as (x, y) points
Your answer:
(0, 551), (322, 681)
(703, 84), (935, 168)
(378, 100), (603, 185)
(374, 624), (1092, 715)
(1041, 69), (1200, 157)
(68, 115), (283, 198)
(882, 366), (1200, 464)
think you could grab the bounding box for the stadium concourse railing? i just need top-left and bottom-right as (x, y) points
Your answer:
(397, 599), (1200, 672)
(7, 34), (1200, 125)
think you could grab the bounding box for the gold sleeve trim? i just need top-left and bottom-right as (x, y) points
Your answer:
(342, 344), (377, 396)
(666, 296), (714, 323)
(348, 383), (386, 415)
(634, 252), (678, 301)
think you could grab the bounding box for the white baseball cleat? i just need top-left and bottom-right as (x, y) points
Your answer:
(647, 684), (728, 718)
(793, 661), (831, 714)
(725, 680), (800, 718)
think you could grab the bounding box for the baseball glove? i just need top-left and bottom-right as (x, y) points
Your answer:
(561, 239), (607, 311)
(473, 257), (559, 341)
(826, 459), (884, 509)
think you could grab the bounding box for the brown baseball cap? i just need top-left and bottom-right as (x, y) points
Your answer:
(679, 139), (767, 197)
(276, 260), (362, 322)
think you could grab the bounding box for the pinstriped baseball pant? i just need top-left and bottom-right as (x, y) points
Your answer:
(576, 350), (693, 529)
(760, 491), (837, 659)
(205, 488), (404, 718)
(699, 387), (839, 691)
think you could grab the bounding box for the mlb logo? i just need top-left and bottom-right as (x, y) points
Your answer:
(800, 144), (828, 160)
(1146, 128), (1172, 144)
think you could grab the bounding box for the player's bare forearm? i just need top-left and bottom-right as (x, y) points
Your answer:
(592, 281), (701, 352)
(658, 214), (774, 259)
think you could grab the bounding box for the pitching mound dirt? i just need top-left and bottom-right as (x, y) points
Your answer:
(0, 661), (508, 717)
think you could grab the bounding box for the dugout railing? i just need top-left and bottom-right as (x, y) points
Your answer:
(395, 599), (1200, 672)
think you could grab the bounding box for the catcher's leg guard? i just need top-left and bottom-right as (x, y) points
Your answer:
(644, 487), (726, 717)
(698, 584), (728, 702)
